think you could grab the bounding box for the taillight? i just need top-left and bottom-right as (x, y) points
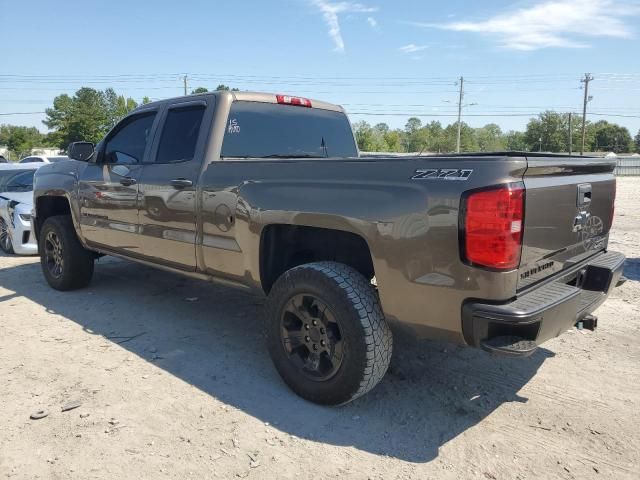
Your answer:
(276, 94), (312, 108)
(462, 183), (525, 270)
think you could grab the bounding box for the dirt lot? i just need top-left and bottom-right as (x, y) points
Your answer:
(1, 178), (639, 480)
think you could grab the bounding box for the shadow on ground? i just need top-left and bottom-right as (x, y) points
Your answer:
(0, 253), (553, 463)
(623, 258), (640, 282)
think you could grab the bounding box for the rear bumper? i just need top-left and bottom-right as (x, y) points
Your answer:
(462, 251), (625, 355)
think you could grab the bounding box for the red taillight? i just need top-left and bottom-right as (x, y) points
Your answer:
(463, 184), (525, 270)
(276, 94), (312, 108)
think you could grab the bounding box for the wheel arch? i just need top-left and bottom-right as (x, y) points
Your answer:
(259, 223), (376, 294)
(34, 195), (74, 243)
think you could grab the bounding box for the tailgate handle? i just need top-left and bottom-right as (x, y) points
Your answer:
(577, 183), (591, 207)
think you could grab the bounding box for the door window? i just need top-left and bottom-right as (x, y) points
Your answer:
(154, 105), (206, 164)
(104, 113), (156, 164)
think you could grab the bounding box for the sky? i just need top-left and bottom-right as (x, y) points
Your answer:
(1, 0), (639, 135)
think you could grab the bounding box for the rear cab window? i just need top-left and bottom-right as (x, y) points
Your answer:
(221, 101), (357, 159)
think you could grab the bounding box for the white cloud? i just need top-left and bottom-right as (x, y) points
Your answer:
(367, 16), (377, 28)
(310, 1), (378, 52)
(413, 0), (640, 50)
(399, 43), (429, 54)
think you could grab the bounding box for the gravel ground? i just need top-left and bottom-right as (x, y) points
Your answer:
(1, 178), (639, 480)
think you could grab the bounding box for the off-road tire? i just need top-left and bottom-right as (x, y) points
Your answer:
(0, 217), (14, 254)
(39, 215), (94, 291)
(265, 261), (393, 405)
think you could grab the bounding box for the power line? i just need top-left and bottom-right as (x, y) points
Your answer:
(0, 111), (46, 116)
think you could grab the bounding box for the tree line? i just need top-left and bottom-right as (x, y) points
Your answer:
(1, 86), (639, 160)
(354, 113), (640, 154)
(0, 85), (235, 159)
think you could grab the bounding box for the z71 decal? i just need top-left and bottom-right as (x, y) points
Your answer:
(411, 168), (473, 181)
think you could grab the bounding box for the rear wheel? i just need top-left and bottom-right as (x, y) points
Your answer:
(265, 262), (393, 405)
(39, 215), (94, 290)
(0, 217), (13, 254)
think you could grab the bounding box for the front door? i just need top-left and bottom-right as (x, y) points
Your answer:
(78, 111), (158, 256)
(137, 99), (211, 270)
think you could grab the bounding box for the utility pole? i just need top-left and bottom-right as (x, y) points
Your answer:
(456, 76), (464, 153)
(568, 112), (573, 155)
(183, 74), (188, 96)
(580, 73), (594, 155)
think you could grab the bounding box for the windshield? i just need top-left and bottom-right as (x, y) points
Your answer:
(221, 101), (357, 159)
(0, 170), (35, 192)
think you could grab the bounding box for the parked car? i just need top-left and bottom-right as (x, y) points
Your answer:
(19, 155), (68, 164)
(32, 91), (624, 405)
(0, 164), (40, 254)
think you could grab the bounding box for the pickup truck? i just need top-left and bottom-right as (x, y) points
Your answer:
(32, 91), (625, 405)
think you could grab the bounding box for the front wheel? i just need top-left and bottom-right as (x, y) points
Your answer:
(0, 217), (14, 254)
(265, 262), (393, 405)
(39, 215), (94, 291)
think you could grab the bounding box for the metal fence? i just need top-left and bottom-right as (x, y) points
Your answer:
(615, 156), (640, 176)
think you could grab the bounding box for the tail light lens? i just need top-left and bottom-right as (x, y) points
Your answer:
(462, 183), (525, 270)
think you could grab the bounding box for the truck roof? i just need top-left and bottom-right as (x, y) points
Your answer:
(136, 91), (345, 113)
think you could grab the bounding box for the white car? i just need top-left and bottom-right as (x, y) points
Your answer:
(0, 164), (40, 255)
(18, 155), (68, 164)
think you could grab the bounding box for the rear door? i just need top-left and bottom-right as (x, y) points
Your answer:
(518, 155), (616, 289)
(137, 97), (213, 270)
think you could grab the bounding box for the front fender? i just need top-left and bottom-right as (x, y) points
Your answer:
(33, 161), (85, 242)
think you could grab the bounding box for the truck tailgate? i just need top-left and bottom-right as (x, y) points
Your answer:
(518, 156), (617, 290)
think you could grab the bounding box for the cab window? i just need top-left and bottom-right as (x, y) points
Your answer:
(154, 105), (206, 164)
(104, 113), (156, 164)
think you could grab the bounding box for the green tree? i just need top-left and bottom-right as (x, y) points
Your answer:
(504, 130), (528, 151)
(404, 117), (430, 152)
(191, 87), (209, 94)
(104, 88), (138, 127)
(443, 122), (478, 152)
(475, 123), (506, 152)
(0, 125), (44, 158)
(382, 129), (405, 152)
(588, 120), (633, 153)
(215, 84), (240, 91)
(44, 87), (137, 148)
(353, 121), (378, 151)
(635, 129), (640, 153)
(141, 96), (152, 105)
(422, 121), (445, 152)
(524, 111), (586, 153)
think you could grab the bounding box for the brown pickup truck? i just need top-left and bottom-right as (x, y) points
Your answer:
(32, 91), (624, 405)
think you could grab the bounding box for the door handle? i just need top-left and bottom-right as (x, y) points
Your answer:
(120, 177), (136, 186)
(171, 178), (193, 189)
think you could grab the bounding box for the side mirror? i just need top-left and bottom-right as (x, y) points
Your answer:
(67, 141), (95, 162)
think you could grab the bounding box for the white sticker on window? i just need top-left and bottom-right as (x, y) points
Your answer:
(227, 119), (240, 134)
